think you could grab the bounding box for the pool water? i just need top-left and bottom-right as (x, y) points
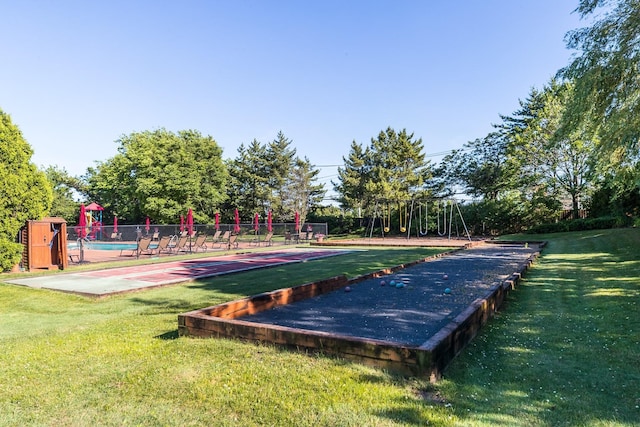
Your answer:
(67, 242), (141, 251)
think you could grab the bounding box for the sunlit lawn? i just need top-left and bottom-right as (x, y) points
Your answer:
(1, 231), (638, 426)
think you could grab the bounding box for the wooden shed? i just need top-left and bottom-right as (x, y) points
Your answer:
(21, 217), (68, 271)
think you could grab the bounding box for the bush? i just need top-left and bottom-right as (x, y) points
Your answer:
(526, 216), (632, 234)
(0, 239), (23, 271)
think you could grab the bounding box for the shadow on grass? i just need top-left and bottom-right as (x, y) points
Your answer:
(155, 330), (179, 340)
(437, 230), (640, 426)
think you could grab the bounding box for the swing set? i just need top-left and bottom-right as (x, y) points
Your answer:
(368, 199), (471, 241)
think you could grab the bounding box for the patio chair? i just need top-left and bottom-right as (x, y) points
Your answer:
(227, 234), (239, 250)
(216, 230), (230, 248)
(154, 235), (173, 255)
(110, 232), (122, 240)
(120, 237), (153, 257)
(191, 234), (208, 252)
(256, 232), (273, 247)
(174, 235), (189, 253)
(210, 230), (222, 243)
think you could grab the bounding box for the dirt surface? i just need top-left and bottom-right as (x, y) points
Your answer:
(242, 242), (540, 346)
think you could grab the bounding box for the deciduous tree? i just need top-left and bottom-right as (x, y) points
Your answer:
(0, 108), (52, 270)
(86, 129), (227, 224)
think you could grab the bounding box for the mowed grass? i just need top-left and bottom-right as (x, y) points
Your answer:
(0, 232), (638, 426)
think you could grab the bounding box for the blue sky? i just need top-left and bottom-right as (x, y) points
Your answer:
(2, 1), (584, 200)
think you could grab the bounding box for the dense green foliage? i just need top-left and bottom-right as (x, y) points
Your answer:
(44, 165), (85, 222)
(15, 0), (637, 236)
(334, 127), (433, 216)
(561, 0), (640, 158)
(85, 129), (228, 225)
(0, 108), (52, 271)
(225, 132), (324, 225)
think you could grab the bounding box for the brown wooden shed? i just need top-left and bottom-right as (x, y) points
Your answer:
(21, 217), (68, 271)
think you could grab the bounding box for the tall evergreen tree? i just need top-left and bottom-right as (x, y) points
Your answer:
(226, 140), (270, 221)
(366, 127), (430, 203)
(265, 131), (296, 221)
(333, 140), (370, 215)
(282, 157), (325, 227)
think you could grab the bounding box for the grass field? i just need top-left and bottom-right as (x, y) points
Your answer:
(1, 231), (638, 426)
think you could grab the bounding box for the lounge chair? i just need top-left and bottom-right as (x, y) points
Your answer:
(120, 237), (153, 257)
(154, 235), (173, 254)
(110, 232), (122, 240)
(255, 232), (273, 247)
(216, 230), (230, 248)
(227, 234), (239, 250)
(191, 234), (208, 252)
(174, 235), (189, 253)
(210, 230), (222, 243)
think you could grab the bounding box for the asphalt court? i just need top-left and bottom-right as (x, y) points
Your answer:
(6, 248), (352, 297)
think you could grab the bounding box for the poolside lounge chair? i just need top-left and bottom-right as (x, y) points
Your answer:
(120, 237), (153, 257)
(210, 230), (222, 243)
(110, 232), (122, 240)
(191, 234), (208, 252)
(263, 232), (274, 246)
(228, 234), (239, 250)
(154, 235), (173, 255)
(216, 231), (230, 248)
(174, 235), (189, 253)
(254, 232), (273, 247)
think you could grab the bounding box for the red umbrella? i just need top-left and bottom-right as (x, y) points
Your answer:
(187, 208), (194, 236)
(179, 215), (184, 232)
(113, 216), (118, 233)
(234, 208), (241, 233)
(253, 213), (260, 232)
(78, 203), (87, 238)
(267, 210), (273, 232)
(145, 216), (150, 232)
(215, 212), (220, 230)
(294, 211), (300, 233)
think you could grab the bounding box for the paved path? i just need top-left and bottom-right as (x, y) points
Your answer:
(6, 248), (351, 297)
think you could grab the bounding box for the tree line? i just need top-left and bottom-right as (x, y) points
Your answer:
(1, 0), (638, 270)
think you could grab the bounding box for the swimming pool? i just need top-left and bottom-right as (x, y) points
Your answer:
(67, 242), (140, 251)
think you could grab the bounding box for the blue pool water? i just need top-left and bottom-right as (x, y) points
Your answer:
(67, 242), (140, 251)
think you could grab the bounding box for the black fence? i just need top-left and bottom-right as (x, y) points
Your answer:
(68, 222), (328, 243)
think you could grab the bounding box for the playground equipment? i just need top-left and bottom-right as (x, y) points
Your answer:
(367, 198), (471, 241)
(84, 202), (104, 240)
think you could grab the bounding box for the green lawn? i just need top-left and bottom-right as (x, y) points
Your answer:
(0, 232), (638, 426)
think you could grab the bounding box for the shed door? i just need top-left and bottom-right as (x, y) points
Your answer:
(29, 222), (55, 269)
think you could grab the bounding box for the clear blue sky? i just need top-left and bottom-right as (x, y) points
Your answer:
(2, 1), (584, 199)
